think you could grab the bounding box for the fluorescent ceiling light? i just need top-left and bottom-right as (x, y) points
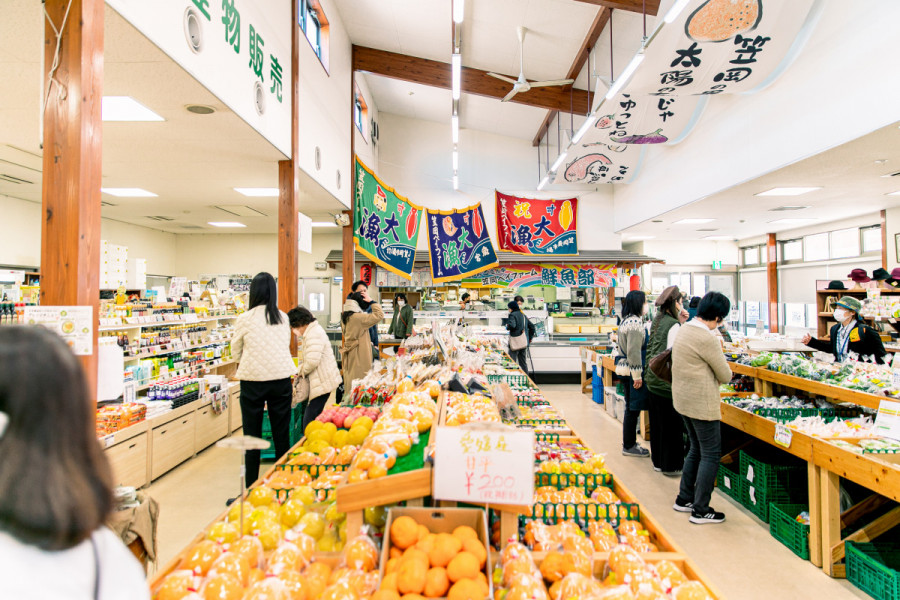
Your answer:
(451, 115), (459, 144)
(452, 175), (459, 190)
(452, 150), (459, 171)
(768, 205), (810, 211)
(887, 191), (900, 196)
(625, 235), (655, 240)
(769, 218), (817, 225)
(311, 222), (337, 228)
(755, 187), (821, 196)
(605, 52), (644, 100)
(207, 221), (247, 228)
(234, 187), (279, 197)
(537, 175), (550, 191)
(674, 218), (715, 224)
(451, 54), (462, 100)
(453, 0), (464, 23)
(101, 96), (164, 122)
(703, 235), (734, 241)
(663, 0), (691, 23)
(550, 152), (568, 173)
(571, 115), (598, 144)
(101, 187), (157, 197)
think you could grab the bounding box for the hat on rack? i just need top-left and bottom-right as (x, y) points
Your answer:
(655, 285), (681, 307)
(835, 296), (863, 314)
(826, 280), (846, 290)
(887, 267), (900, 288)
(848, 268), (871, 283)
(873, 268), (891, 281)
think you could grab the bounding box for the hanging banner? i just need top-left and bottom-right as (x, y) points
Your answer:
(353, 158), (423, 280)
(426, 204), (499, 284)
(461, 264), (617, 288)
(557, 142), (644, 185)
(495, 192), (578, 256)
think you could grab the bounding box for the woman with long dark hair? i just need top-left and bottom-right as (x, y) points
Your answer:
(232, 272), (296, 484)
(617, 290), (650, 457)
(340, 289), (385, 397)
(0, 327), (148, 598)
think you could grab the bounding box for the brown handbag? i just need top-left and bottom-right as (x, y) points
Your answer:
(648, 348), (673, 383)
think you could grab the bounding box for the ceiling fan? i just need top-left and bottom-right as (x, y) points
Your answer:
(487, 26), (575, 102)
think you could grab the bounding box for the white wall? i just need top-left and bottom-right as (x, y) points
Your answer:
(630, 240), (739, 267)
(377, 113), (622, 252)
(100, 219), (177, 275)
(613, 0), (900, 231)
(353, 74), (379, 171)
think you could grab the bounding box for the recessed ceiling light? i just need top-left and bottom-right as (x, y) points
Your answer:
(207, 221), (247, 228)
(768, 206), (810, 211)
(312, 222), (337, 227)
(768, 218), (818, 225)
(887, 191), (900, 196)
(674, 218), (715, 224)
(101, 188), (157, 197)
(624, 235), (655, 240)
(755, 187), (821, 196)
(234, 187), (279, 197)
(101, 96), (164, 121)
(651, 220), (663, 223)
(696, 228), (718, 232)
(703, 235), (734, 240)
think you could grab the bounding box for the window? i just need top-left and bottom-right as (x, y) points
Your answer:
(353, 86), (368, 138)
(305, 9), (321, 56)
(804, 233), (829, 261)
(862, 225), (883, 253)
(299, 0), (330, 72)
(742, 246), (760, 266)
(830, 227), (860, 259)
(781, 239), (803, 262)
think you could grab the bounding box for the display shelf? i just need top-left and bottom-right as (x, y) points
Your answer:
(123, 337), (232, 362)
(98, 314), (237, 331)
(133, 358), (236, 391)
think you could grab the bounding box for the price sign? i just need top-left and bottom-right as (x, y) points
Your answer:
(875, 400), (900, 442)
(774, 424), (793, 448)
(100, 434), (115, 449)
(24, 306), (94, 355)
(892, 371), (900, 389)
(433, 425), (534, 506)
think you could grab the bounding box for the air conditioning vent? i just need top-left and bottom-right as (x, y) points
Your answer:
(769, 206), (809, 212)
(180, 225), (204, 229)
(101, 201), (117, 207)
(696, 228), (718, 232)
(883, 171), (900, 178)
(0, 174), (32, 185)
(146, 216), (175, 222)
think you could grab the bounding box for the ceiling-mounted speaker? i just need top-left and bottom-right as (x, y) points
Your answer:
(336, 170), (342, 189)
(254, 81), (265, 115)
(370, 119), (379, 144)
(183, 7), (203, 54)
(315, 147), (322, 170)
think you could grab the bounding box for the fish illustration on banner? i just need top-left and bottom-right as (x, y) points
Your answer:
(461, 264), (618, 288)
(495, 191), (578, 256)
(556, 143), (644, 185)
(426, 203), (499, 284)
(353, 157), (423, 279)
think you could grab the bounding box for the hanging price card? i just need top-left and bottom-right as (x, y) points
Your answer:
(433, 425), (535, 506)
(774, 424), (793, 449)
(875, 400), (900, 442)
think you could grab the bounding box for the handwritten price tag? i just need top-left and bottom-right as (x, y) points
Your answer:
(433, 425), (534, 506)
(774, 424), (793, 449)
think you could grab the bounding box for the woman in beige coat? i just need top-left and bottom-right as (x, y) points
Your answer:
(340, 290), (384, 398)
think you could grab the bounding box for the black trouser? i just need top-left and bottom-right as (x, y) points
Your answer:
(509, 348), (528, 374)
(622, 376), (640, 449)
(240, 378), (292, 485)
(303, 392), (330, 433)
(648, 389), (686, 472)
(677, 416), (722, 514)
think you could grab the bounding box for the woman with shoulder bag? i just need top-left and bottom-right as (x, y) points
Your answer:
(289, 306), (341, 432)
(644, 286), (690, 474)
(506, 301), (529, 374)
(617, 290), (651, 457)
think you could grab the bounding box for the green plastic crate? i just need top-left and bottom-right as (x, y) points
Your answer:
(739, 450), (807, 523)
(261, 404), (305, 461)
(847, 541), (900, 600)
(769, 504), (810, 560)
(716, 463), (742, 503)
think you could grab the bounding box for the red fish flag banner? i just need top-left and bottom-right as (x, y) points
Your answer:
(353, 158), (423, 279)
(426, 203), (499, 284)
(496, 192), (578, 256)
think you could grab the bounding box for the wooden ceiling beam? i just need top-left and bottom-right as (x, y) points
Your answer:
(532, 6), (611, 146)
(353, 46), (591, 114)
(572, 0), (659, 15)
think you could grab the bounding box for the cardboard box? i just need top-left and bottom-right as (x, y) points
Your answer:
(382, 507), (492, 598)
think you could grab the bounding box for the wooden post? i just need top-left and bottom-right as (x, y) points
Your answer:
(41, 0), (104, 396)
(821, 469), (842, 577)
(342, 210), (355, 302)
(808, 462), (823, 567)
(766, 233), (778, 333)
(344, 53), (357, 305)
(882, 209), (888, 269)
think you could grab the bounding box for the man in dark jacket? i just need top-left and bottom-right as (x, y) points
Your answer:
(802, 296), (886, 363)
(506, 300), (529, 374)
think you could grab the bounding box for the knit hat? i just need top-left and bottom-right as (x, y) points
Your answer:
(848, 269), (871, 283)
(655, 285), (681, 307)
(835, 296), (863, 314)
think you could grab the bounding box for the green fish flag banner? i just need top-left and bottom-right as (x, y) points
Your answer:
(353, 158), (423, 279)
(426, 204), (499, 284)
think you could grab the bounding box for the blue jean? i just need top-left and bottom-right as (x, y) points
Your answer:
(676, 416), (721, 514)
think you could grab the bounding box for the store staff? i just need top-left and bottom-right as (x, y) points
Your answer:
(802, 296), (886, 363)
(459, 292), (471, 311)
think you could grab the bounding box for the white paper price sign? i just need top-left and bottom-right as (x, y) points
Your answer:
(774, 424), (793, 449)
(24, 306), (93, 355)
(433, 425), (535, 506)
(874, 400), (900, 442)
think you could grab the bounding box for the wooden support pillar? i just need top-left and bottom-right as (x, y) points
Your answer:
(344, 52), (357, 304)
(882, 209), (888, 269)
(342, 210), (355, 302)
(808, 462), (823, 567)
(766, 232), (778, 333)
(821, 469), (842, 577)
(41, 0), (104, 396)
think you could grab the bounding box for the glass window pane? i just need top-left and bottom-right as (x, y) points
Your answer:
(743, 247), (759, 266)
(782, 239), (803, 261)
(804, 233), (829, 261)
(693, 275), (707, 298)
(862, 226), (883, 253)
(831, 227), (860, 259)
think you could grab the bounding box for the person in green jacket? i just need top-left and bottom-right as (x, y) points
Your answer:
(644, 285), (690, 475)
(388, 293), (415, 339)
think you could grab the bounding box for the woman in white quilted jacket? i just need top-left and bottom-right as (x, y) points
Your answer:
(289, 306), (341, 431)
(231, 272), (296, 485)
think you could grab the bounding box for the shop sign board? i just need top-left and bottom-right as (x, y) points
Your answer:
(106, 0), (292, 157)
(433, 425), (535, 506)
(495, 192), (578, 256)
(425, 204), (499, 284)
(461, 264), (617, 288)
(354, 158), (423, 280)
(24, 306), (93, 355)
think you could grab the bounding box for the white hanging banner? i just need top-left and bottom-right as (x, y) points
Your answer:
(298, 212), (313, 254)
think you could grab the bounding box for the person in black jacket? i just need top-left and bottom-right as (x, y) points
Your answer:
(802, 296), (886, 363)
(506, 300), (529, 373)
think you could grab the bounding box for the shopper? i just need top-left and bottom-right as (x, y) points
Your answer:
(687, 296), (701, 320)
(671, 292), (733, 524)
(617, 290), (650, 457)
(341, 290), (385, 397)
(388, 293), (415, 340)
(801, 296), (886, 364)
(644, 286), (689, 474)
(288, 306), (341, 431)
(459, 292), (471, 310)
(352, 280), (379, 352)
(232, 272), (296, 485)
(506, 300), (529, 374)
(515, 295), (537, 343)
(0, 327), (149, 599)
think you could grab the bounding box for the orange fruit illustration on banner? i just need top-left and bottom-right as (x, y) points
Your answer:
(558, 200), (574, 231)
(686, 0), (761, 42)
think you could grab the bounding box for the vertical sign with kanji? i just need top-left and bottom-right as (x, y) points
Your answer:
(353, 158), (423, 279)
(425, 203), (499, 284)
(433, 426), (535, 506)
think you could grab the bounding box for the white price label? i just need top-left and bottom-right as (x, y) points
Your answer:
(774, 424), (793, 448)
(100, 434), (115, 448)
(892, 371), (900, 389)
(746, 464), (754, 483)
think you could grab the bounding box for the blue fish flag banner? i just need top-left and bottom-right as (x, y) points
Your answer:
(425, 204), (499, 284)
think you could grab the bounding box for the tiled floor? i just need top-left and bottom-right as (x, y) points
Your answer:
(147, 384), (870, 599)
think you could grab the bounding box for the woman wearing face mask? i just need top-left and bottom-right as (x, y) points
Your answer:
(340, 290), (385, 398)
(616, 290), (651, 457)
(289, 306), (341, 431)
(388, 293), (415, 340)
(802, 296), (886, 363)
